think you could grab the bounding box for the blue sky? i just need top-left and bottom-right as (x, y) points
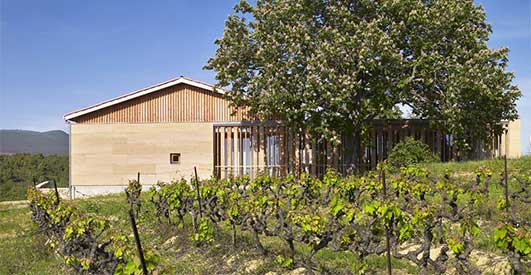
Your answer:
(1, 0), (530, 153)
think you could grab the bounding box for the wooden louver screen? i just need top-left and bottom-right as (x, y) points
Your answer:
(212, 123), (345, 179)
(213, 121), (466, 179)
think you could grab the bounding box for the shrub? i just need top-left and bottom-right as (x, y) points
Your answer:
(387, 137), (438, 168)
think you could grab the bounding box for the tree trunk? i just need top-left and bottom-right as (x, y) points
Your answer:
(343, 129), (362, 174)
(252, 228), (267, 255)
(287, 238), (295, 262)
(231, 223), (237, 247)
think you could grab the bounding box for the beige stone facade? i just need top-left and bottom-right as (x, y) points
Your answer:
(501, 119), (521, 159)
(70, 122), (214, 197)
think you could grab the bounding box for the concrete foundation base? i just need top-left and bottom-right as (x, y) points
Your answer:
(70, 185), (155, 199)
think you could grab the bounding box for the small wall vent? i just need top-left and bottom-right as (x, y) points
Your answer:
(170, 153), (181, 164)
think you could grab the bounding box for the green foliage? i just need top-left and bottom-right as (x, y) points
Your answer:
(125, 179), (142, 219)
(114, 247), (160, 275)
(387, 137), (438, 169)
(448, 239), (465, 256)
(189, 217), (215, 246)
(148, 179), (191, 226)
(494, 224), (531, 256)
(350, 258), (368, 275)
(0, 154), (68, 201)
(206, 0), (520, 149)
(276, 255), (294, 269)
(492, 175), (531, 273)
(27, 187), (159, 274)
(144, 164), (530, 273)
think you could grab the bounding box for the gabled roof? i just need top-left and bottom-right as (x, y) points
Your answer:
(64, 76), (225, 121)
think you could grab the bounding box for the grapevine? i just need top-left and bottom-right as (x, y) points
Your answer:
(27, 187), (159, 274)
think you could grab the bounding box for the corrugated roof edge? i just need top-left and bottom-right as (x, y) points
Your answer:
(64, 76), (226, 121)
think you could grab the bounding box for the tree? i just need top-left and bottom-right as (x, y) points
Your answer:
(206, 0), (520, 167)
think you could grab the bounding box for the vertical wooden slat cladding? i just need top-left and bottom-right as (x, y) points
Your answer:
(72, 83), (253, 124)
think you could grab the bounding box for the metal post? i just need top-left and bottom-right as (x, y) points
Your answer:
(128, 209), (148, 275)
(194, 166), (203, 218)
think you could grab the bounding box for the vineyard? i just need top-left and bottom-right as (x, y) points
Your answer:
(1, 157), (530, 274)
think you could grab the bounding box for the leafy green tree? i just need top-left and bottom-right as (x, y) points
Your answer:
(206, 0), (520, 167)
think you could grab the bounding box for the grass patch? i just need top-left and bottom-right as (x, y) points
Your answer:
(424, 155), (531, 181)
(0, 205), (65, 275)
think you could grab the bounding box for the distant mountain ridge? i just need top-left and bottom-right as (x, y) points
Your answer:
(0, 130), (68, 155)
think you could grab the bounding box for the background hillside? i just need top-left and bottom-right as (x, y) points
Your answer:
(0, 130), (68, 155)
(0, 154), (69, 201)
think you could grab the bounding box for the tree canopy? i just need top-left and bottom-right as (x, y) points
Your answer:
(206, 0), (520, 151)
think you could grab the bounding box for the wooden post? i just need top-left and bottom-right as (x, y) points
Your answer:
(241, 127), (245, 176)
(235, 128), (239, 177)
(262, 126), (268, 174)
(228, 127), (233, 176)
(387, 125), (393, 159)
(221, 127), (227, 178)
(266, 127), (270, 173)
(253, 126), (258, 178)
(53, 179), (60, 205)
(128, 208), (148, 275)
(245, 127), (249, 176)
(137, 172), (140, 184)
(288, 127), (294, 175)
(380, 166), (392, 275)
(287, 128), (293, 174)
(256, 126), (261, 176)
(213, 127), (218, 178)
(311, 139), (317, 176)
(326, 141), (333, 173)
(281, 126), (287, 176)
(504, 155), (509, 213)
(239, 127), (244, 176)
(194, 166), (203, 218)
(435, 131), (442, 161)
(377, 128), (383, 164)
(271, 126), (277, 176)
(295, 131), (301, 174)
(370, 129), (376, 170)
